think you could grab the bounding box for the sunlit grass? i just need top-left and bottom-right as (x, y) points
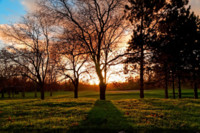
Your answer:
(0, 89), (200, 132)
(0, 98), (95, 131)
(113, 98), (200, 131)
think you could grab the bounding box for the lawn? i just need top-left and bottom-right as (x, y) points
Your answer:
(114, 99), (200, 132)
(0, 98), (96, 132)
(1, 88), (198, 100)
(0, 89), (200, 132)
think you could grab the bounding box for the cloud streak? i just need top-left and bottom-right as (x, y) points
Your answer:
(20, 0), (39, 12)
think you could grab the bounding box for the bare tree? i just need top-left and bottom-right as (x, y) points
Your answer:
(0, 49), (8, 98)
(47, 44), (61, 97)
(0, 49), (11, 98)
(56, 29), (88, 98)
(40, 0), (128, 100)
(0, 11), (54, 100)
(0, 48), (20, 98)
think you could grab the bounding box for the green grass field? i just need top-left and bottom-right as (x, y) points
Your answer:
(0, 89), (200, 132)
(1, 88), (198, 100)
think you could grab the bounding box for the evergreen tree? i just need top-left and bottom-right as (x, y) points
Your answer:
(153, 1), (200, 99)
(125, 0), (169, 98)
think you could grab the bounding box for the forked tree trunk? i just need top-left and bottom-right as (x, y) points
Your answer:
(96, 64), (107, 100)
(178, 75), (182, 99)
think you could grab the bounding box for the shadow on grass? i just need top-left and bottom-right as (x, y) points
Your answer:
(33, 102), (92, 108)
(68, 100), (133, 133)
(106, 93), (164, 99)
(0, 100), (40, 108)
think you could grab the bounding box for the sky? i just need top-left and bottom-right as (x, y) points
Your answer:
(0, 0), (26, 24)
(0, 0), (200, 24)
(0, 0), (200, 83)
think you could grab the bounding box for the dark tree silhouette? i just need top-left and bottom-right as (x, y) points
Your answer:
(125, 0), (169, 98)
(47, 43), (61, 97)
(0, 49), (15, 98)
(56, 29), (89, 99)
(153, 1), (199, 99)
(39, 0), (127, 100)
(183, 15), (200, 99)
(0, 12), (54, 100)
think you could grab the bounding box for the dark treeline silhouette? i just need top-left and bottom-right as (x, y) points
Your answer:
(0, 0), (200, 100)
(125, 0), (200, 99)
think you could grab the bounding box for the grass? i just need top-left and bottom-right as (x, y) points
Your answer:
(0, 89), (200, 132)
(1, 88), (199, 100)
(69, 100), (133, 133)
(114, 99), (200, 132)
(0, 98), (95, 132)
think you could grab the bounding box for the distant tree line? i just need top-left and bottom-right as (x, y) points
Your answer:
(0, 0), (199, 100)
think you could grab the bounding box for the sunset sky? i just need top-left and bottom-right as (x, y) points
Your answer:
(0, 0), (200, 84)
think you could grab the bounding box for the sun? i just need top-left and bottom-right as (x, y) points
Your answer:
(89, 80), (99, 85)
(86, 64), (129, 85)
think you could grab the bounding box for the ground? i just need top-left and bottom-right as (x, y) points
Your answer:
(0, 89), (200, 132)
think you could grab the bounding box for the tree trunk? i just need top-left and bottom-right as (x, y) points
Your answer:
(74, 85), (78, 99)
(194, 82), (198, 99)
(140, 17), (144, 99)
(95, 63), (106, 100)
(8, 90), (11, 98)
(40, 84), (45, 100)
(1, 90), (4, 98)
(193, 73), (198, 99)
(35, 90), (37, 98)
(22, 92), (25, 98)
(50, 88), (53, 97)
(22, 88), (25, 98)
(74, 79), (79, 98)
(140, 42), (144, 98)
(178, 75), (182, 99)
(100, 82), (106, 100)
(172, 72), (175, 99)
(35, 88), (37, 98)
(12, 90), (14, 98)
(164, 65), (168, 99)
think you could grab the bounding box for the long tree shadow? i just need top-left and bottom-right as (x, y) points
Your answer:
(68, 100), (133, 133)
